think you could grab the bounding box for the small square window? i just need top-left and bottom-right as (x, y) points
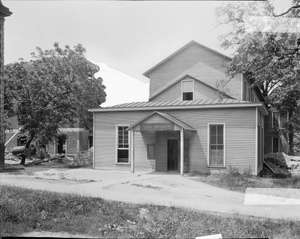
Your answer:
(182, 80), (194, 101)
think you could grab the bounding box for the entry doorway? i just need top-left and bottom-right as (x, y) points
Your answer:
(167, 139), (179, 171)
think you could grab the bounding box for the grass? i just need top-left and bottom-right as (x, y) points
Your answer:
(191, 166), (300, 193)
(1, 185), (300, 238)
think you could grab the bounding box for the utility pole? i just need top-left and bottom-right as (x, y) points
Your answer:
(0, 1), (12, 170)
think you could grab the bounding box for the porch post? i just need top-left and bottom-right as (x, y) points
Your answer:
(130, 130), (135, 174)
(180, 128), (184, 176)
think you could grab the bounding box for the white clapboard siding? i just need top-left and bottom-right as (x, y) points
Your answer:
(94, 107), (256, 173)
(149, 43), (241, 99)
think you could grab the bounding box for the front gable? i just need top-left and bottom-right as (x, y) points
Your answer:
(144, 40), (241, 101)
(128, 111), (196, 132)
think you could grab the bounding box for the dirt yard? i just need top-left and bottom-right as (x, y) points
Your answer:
(2, 166), (300, 222)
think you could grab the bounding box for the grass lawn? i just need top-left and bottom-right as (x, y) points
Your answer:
(189, 166), (300, 193)
(1, 185), (300, 238)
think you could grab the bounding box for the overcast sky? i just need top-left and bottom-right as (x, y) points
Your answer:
(3, 1), (240, 82)
(2, 1), (291, 105)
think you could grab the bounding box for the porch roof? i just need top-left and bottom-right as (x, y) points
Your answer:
(127, 111), (196, 132)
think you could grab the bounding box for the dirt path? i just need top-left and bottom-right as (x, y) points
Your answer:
(1, 167), (300, 222)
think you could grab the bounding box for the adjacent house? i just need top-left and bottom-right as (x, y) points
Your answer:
(5, 116), (93, 157)
(89, 40), (269, 175)
(264, 108), (289, 154)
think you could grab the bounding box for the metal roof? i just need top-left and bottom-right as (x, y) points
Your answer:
(89, 99), (268, 116)
(106, 99), (249, 108)
(127, 111), (196, 131)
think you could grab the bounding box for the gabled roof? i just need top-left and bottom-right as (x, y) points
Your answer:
(89, 98), (268, 116)
(0, 1), (12, 17)
(127, 111), (196, 131)
(143, 40), (231, 77)
(149, 61), (235, 100)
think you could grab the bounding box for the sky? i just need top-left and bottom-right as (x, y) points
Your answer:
(2, 0), (291, 106)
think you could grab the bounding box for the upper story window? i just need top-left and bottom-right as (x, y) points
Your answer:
(182, 79), (194, 101)
(272, 112), (279, 128)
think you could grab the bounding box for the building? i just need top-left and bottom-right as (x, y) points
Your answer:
(4, 58), (100, 158)
(264, 108), (289, 154)
(0, 1), (12, 169)
(89, 40), (268, 175)
(5, 116), (93, 157)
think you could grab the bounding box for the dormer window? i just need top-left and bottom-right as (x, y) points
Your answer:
(182, 79), (194, 101)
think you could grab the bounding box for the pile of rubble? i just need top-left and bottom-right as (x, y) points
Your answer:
(4, 147), (93, 168)
(263, 153), (300, 178)
(284, 153), (300, 176)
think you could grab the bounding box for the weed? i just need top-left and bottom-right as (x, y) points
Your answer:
(1, 185), (300, 238)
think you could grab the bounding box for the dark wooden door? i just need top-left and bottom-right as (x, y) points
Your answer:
(168, 139), (178, 171)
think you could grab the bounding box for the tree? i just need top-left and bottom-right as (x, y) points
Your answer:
(4, 43), (106, 165)
(215, 1), (300, 155)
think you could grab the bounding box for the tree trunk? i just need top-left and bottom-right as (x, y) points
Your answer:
(288, 110), (294, 156)
(20, 132), (35, 165)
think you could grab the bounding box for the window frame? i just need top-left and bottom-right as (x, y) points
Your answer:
(272, 137), (280, 153)
(115, 125), (130, 164)
(207, 123), (226, 167)
(181, 79), (194, 101)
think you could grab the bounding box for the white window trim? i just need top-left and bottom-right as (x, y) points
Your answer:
(207, 123), (226, 167)
(181, 79), (194, 101)
(115, 124), (130, 165)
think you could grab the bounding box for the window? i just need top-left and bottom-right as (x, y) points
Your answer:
(88, 136), (93, 148)
(208, 124), (225, 167)
(272, 112), (279, 128)
(17, 135), (27, 146)
(116, 126), (129, 163)
(248, 87), (251, 101)
(182, 80), (194, 101)
(243, 80), (246, 100)
(272, 137), (279, 153)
